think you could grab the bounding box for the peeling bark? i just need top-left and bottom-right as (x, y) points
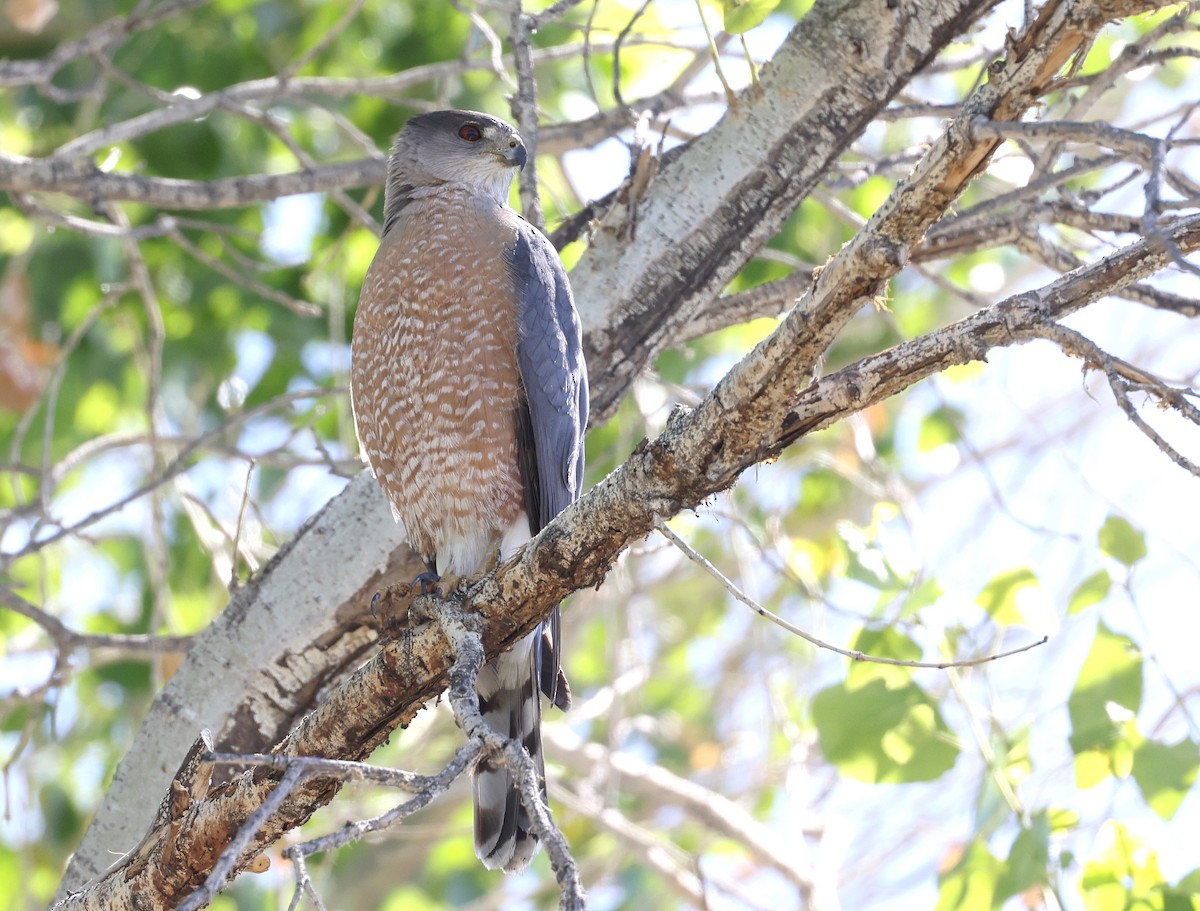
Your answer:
(570, 0), (999, 419)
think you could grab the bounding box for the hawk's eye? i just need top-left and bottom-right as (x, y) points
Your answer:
(458, 124), (483, 142)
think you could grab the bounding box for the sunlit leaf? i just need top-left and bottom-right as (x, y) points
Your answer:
(1074, 748), (1113, 790)
(722, 0), (781, 34)
(379, 887), (444, 911)
(936, 839), (1003, 911)
(1068, 622), (1143, 760)
(813, 674), (959, 783)
(1048, 808), (1080, 832)
(73, 383), (121, 435)
(1132, 739), (1199, 821)
(918, 405), (964, 451)
(1081, 821), (1168, 910)
(845, 626), (921, 688)
(997, 812), (1050, 901)
(977, 567), (1038, 627)
(1098, 515), (1147, 567)
(1069, 570), (1112, 615)
(899, 577), (943, 617)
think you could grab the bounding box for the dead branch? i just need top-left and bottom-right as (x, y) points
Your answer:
(434, 599), (585, 910)
(0, 586), (193, 656)
(654, 518), (1050, 668)
(1032, 322), (1200, 476)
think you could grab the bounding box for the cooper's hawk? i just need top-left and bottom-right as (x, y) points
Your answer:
(350, 110), (588, 873)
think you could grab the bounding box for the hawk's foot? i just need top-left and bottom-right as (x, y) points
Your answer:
(369, 586), (411, 638)
(412, 570), (441, 596)
(408, 570), (466, 623)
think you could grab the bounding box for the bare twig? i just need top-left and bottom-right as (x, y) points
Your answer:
(177, 764), (307, 911)
(553, 784), (712, 909)
(0, 0), (211, 89)
(545, 726), (819, 898)
(612, 0), (655, 111)
(280, 743), (481, 857)
(527, 0), (588, 30)
(204, 748), (480, 793)
(509, 0), (545, 228)
(167, 226), (320, 316)
(1032, 322), (1200, 477)
(228, 461), (257, 590)
(283, 0), (368, 76)
(284, 850), (327, 911)
(3, 388), (338, 557)
(0, 587), (194, 655)
(433, 598), (586, 910)
(654, 518), (1049, 669)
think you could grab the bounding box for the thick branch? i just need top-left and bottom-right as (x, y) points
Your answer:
(61, 5), (985, 884)
(680, 0), (1162, 491)
(0, 155), (384, 211)
(778, 214), (1200, 445)
(57, 474), (415, 894)
(569, 0), (1001, 419)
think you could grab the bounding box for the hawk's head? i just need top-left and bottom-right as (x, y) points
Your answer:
(385, 110), (527, 221)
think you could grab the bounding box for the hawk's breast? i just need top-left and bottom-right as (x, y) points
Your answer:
(351, 188), (526, 567)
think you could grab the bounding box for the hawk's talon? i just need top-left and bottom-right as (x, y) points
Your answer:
(412, 570), (441, 596)
(369, 585), (410, 637)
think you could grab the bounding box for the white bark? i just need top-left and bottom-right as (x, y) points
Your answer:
(61, 474), (407, 892)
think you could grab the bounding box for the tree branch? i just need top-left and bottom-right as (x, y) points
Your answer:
(569, 0), (1003, 420)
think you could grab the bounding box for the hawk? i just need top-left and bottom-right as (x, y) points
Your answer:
(350, 110), (588, 873)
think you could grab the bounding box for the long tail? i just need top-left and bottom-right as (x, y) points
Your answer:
(473, 630), (542, 873)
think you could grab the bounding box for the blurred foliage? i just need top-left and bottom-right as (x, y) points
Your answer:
(1, 2), (1198, 911)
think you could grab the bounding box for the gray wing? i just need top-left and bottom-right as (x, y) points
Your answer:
(508, 220), (588, 710)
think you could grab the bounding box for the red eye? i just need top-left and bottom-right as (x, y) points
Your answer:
(458, 124), (483, 142)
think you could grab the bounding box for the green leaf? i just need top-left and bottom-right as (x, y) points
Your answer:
(900, 577), (943, 617)
(1068, 622), (1143, 772)
(977, 567), (1038, 627)
(1069, 570), (1112, 615)
(997, 812), (1051, 901)
(1165, 869), (1200, 911)
(935, 839), (1003, 911)
(1081, 821), (1168, 909)
(845, 626), (921, 688)
(1173, 867), (1200, 895)
(1048, 808), (1080, 832)
(1110, 732), (1136, 779)
(379, 887), (444, 911)
(1132, 738), (1199, 821)
(722, 0), (782, 34)
(1098, 515), (1147, 567)
(813, 675), (959, 783)
(0, 847), (19, 910)
(73, 382), (122, 435)
(918, 405), (964, 451)
(1073, 750), (1109, 790)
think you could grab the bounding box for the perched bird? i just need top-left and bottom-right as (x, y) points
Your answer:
(350, 110), (588, 873)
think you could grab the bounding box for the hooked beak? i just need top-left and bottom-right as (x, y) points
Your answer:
(505, 140), (528, 170)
